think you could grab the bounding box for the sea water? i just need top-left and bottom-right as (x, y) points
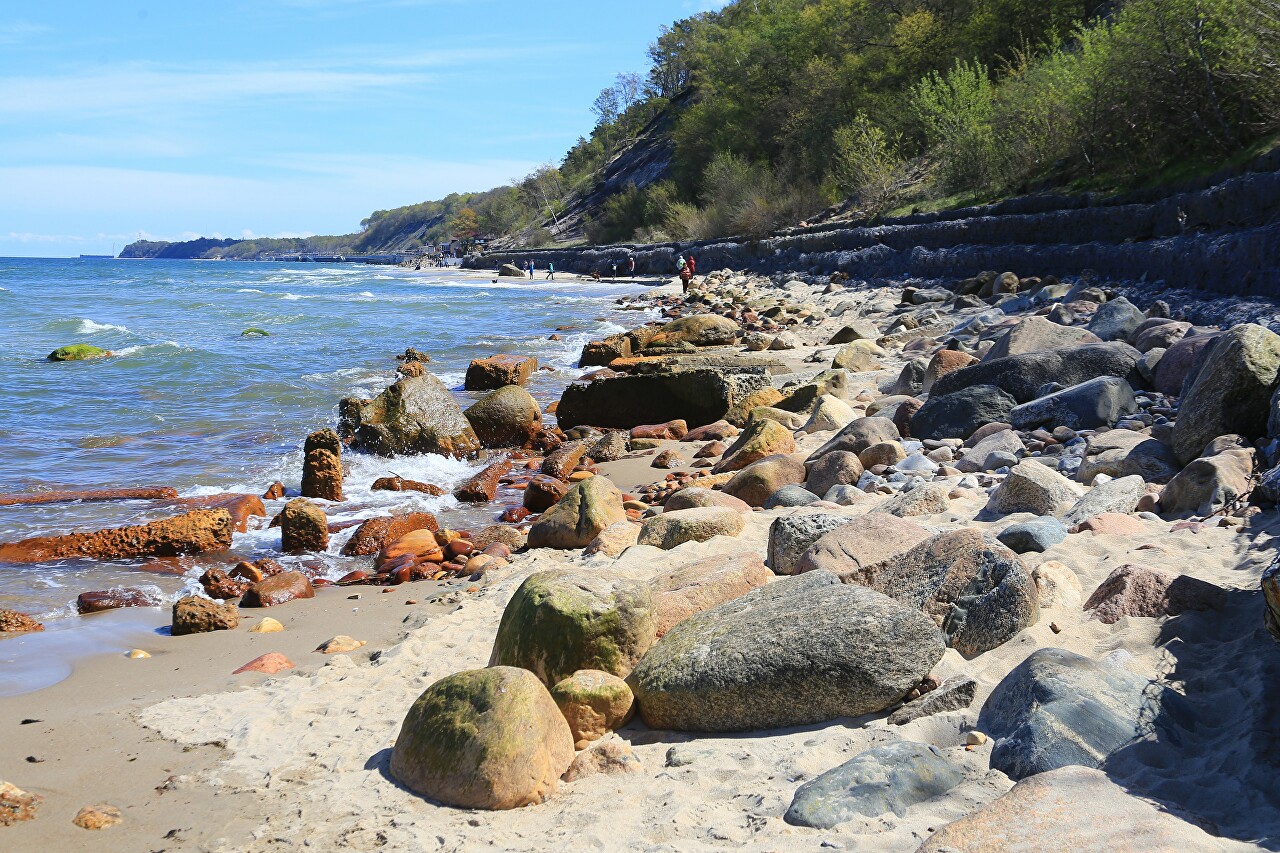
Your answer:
(0, 257), (647, 625)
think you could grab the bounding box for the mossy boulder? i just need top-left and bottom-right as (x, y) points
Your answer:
(464, 385), (542, 448)
(489, 570), (658, 686)
(526, 475), (626, 550)
(712, 416), (796, 473)
(390, 667), (574, 810)
(48, 344), (111, 362)
(1171, 323), (1280, 464)
(646, 314), (739, 348)
(240, 328), (270, 337)
(338, 373), (480, 458)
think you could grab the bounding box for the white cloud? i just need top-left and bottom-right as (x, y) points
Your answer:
(2, 231), (84, 243)
(0, 63), (431, 118)
(0, 21), (50, 45)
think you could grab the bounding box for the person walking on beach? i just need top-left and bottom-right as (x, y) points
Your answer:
(611, 261), (618, 281)
(628, 256), (636, 276)
(676, 254), (685, 273)
(546, 262), (556, 281)
(526, 260), (534, 280)
(678, 256), (692, 294)
(687, 253), (697, 278)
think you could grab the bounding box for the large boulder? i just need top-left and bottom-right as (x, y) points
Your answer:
(956, 428), (1025, 473)
(1077, 430), (1180, 484)
(465, 354), (537, 390)
(1086, 296), (1144, 341)
(712, 417), (795, 473)
(794, 512), (931, 584)
(300, 428), (343, 502)
(527, 476), (626, 549)
(798, 395), (857, 434)
(490, 571), (657, 686)
(652, 553), (772, 637)
(241, 571), (316, 607)
(579, 333), (632, 367)
(804, 450), (864, 497)
(911, 385), (1017, 441)
(983, 315), (1101, 362)
(1083, 563), (1225, 624)
(1159, 448), (1255, 517)
(917, 766), (1240, 853)
(978, 648), (1182, 781)
(784, 741), (964, 828)
(557, 369), (770, 431)
(628, 571), (945, 732)
(1171, 324), (1280, 463)
(390, 667), (574, 810)
(663, 487), (751, 513)
(931, 342), (1143, 404)
(985, 460), (1082, 517)
(0, 509), (232, 564)
(171, 595), (240, 635)
(1154, 331), (1219, 396)
(339, 373), (480, 458)
(1131, 318), (1191, 353)
(647, 314), (739, 348)
(464, 386), (542, 448)
(873, 529), (1038, 656)
(922, 350), (978, 392)
(1061, 475), (1146, 526)
(637, 507), (745, 550)
(807, 417), (900, 462)
(48, 344), (111, 361)
(280, 498), (328, 553)
(767, 512), (856, 575)
(721, 454), (806, 507)
(1009, 376), (1137, 432)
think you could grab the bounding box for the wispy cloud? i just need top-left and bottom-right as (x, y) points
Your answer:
(0, 20), (50, 45)
(0, 62), (431, 118)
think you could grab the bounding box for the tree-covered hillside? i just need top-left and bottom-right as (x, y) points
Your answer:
(124, 0), (1280, 260)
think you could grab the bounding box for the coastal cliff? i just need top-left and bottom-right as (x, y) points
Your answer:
(468, 147), (1280, 312)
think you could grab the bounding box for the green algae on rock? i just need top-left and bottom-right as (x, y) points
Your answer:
(390, 667), (574, 810)
(48, 344), (111, 361)
(490, 570), (657, 686)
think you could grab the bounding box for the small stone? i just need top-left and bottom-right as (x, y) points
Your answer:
(171, 595), (240, 636)
(0, 781), (42, 825)
(317, 635), (367, 654)
(0, 609), (44, 634)
(966, 731), (988, 746)
(550, 670), (636, 749)
(249, 617), (285, 633)
(562, 738), (643, 782)
(72, 803), (122, 830)
(125, 649), (151, 659)
(233, 652), (295, 675)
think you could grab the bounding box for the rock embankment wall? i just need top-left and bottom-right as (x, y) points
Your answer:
(468, 148), (1280, 299)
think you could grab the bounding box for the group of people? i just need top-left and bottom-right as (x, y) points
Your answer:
(518, 253), (696, 289)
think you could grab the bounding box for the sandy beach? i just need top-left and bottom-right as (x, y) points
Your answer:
(3, 269), (1279, 851)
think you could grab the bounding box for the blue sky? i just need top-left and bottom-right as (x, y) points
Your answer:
(0, 1), (724, 257)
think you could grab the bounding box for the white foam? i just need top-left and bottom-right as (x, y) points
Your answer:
(237, 288), (265, 294)
(76, 319), (129, 334)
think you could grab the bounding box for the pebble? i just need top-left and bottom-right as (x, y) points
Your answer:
(249, 617), (285, 633)
(125, 649), (151, 659)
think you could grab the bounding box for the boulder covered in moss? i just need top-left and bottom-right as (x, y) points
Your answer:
(48, 344), (111, 362)
(390, 666), (574, 810)
(490, 570), (657, 686)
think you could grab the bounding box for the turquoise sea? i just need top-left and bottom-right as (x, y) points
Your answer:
(0, 257), (644, 632)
